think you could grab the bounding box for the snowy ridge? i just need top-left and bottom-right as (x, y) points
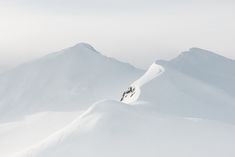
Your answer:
(14, 100), (235, 157)
(121, 63), (164, 104)
(132, 62), (165, 87)
(138, 48), (235, 124)
(0, 111), (81, 157)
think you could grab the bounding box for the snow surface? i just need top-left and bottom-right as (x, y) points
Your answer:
(0, 43), (142, 122)
(0, 45), (235, 157)
(122, 48), (235, 124)
(169, 48), (235, 98)
(14, 100), (235, 157)
(0, 111), (81, 157)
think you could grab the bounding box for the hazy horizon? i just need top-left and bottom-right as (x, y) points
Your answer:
(0, 0), (235, 68)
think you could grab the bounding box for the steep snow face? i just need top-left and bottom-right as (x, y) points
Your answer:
(121, 63), (164, 103)
(14, 100), (235, 157)
(136, 48), (235, 124)
(0, 43), (142, 121)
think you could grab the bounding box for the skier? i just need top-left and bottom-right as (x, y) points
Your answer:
(120, 86), (135, 101)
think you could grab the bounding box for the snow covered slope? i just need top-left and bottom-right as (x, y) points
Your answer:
(0, 43), (142, 157)
(168, 48), (235, 97)
(125, 48), (235, 124)
(0, 43), (142, 121)
(14, 100), (235, 157)
(0, 111), (81, 157)
(1, 47), (235, 157)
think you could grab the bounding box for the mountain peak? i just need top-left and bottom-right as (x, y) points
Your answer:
(172, 47), (230, 62)
(181, 47), (216, 56)
(72, 42), (97, 52)
(189, 47), (208, 52)
(64, 42), (100, 55)
(38, 42), (102, 63)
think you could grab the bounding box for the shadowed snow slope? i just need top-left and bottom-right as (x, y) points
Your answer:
(133, 48), (235, 124)
(15, 100), (235, 157)
(168, 48), (235, 97)
(0, 43), (142, 121)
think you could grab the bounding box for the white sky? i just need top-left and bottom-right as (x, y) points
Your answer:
(0, 0), (235, 68)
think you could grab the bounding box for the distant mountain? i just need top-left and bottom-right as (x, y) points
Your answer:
(0, 43), (142, 121)
(126, 48), (235, 124)
(166, 48), (235, 97)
